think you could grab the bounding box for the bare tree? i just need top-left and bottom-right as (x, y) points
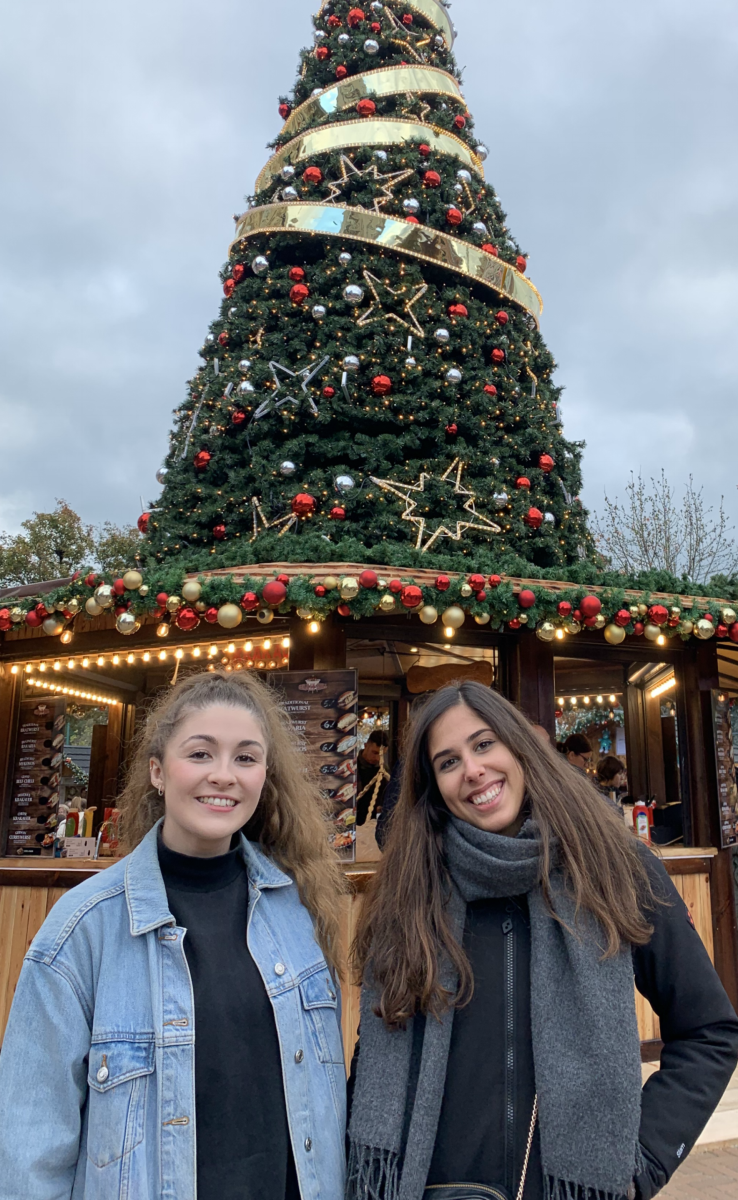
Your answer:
(592, 471), (738, 582)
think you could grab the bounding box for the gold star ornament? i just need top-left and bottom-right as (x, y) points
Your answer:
(356, 270), (428, 337)
(369, 458), (501, 552)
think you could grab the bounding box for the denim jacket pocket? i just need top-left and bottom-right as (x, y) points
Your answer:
(86, 1038), (155, 1168)
(299, 968), (344, 1065)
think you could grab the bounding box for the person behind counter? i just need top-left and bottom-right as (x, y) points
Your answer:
(560, 731), (593, 774)
(347, 680), (738, 1200)
(596, 754), (627, 804)
(0, 670), (347, 1200)
(356, 730), (390, 825)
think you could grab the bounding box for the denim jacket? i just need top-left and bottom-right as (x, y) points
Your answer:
(0, 822), (346, 1200)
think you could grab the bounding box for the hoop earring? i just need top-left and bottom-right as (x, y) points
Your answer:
(157, 786), (164, 797)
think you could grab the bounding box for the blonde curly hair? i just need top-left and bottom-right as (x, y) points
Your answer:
(117, 670), (346, 974)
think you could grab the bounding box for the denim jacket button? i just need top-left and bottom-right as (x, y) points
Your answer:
(274, 962), (286, 976)
(96, 1066), (109, 1083)
(304, 1137), (312, 1152)
(295, 1049), (304, 1063)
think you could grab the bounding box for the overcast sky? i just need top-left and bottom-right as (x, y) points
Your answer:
(1, 0), (736, 538)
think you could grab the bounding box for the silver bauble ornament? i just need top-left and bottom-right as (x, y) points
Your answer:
(343, 284), (364, 305)
(339, 251), (352, 266)
(536, 621), (556, 643)
(312, 304), (326, 319)
(238, 358), (252, 373)
(371, 1), (383, 10)
(403, 197), (420, 213)
(695, 618), (715, 640)
(435, 327), (450, 343)
(419, 605), (438, 625)
(256, 608), (274, 625)
(251, 255), (269, 275)
(280, 461), (297, 476)
(435, 34), (445, 46)
(94, 585), (114, 609)
(313, 29), (326, 41)
(343, 354), (360, 371)
(42, 616), (64, 637)
(472, 222), (488, 236)
(205, 333), (215, 343)
(475, 143), (489, 161)
(364, 38), (379, 54)
(238, 380), (255, 394)
(338, 32), (350, 44)
(228, 306), (237, 318)
(544, 512), (556, 524)
(156, 465), (168, 484)
(446, 367), (462, 384)
(453, 185), (463, 195)
(456, 169), (471, 183)
(280, 164), (295, 181)
(116, 611), (138, 636)
(282, 186), (298, 200)
(493, 492), (508, 507)
(405, 356), (416, 367)
(85, 597), (103, 617)
(373, 149), (387, 161)
(335, 474), (355, 493)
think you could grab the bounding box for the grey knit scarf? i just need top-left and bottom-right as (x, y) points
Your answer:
(347, 817), (643, 1200)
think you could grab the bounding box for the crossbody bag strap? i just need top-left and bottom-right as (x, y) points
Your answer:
(515, 1095), (539, 1200)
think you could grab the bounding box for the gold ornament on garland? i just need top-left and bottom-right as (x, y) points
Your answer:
(459, 583), (474, 598)
(442, 605), (465, 629)
(695, 618), (715, 640)
(122, 570), (143, 591)
(370, 458), (501, 553)
(379, 593), (396, 613)
(85, 597), (103, 617)
(339, 577), (360, 600)
(356, 270), (428, 337)
(166, 595), (182, 613)
(474, 613), (491, 625)
(322, 575), (339, 591)
(322, 154), (416, 215)
(604, 623), (626, 646)
(419, 605), (438, 624)
(182, 580), (203, 602)
(536, 621), (555, 642)
(217, 603), (242, 629)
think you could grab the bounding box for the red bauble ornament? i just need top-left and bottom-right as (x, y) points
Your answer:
(446, 207), (463, 226)
(482, 243), (499, 256)
(288, 266), (306, 281)
(436, 574), (451, 591)
(483, 384), (498, 396)
(217, 331), (229, 346)
(647, 604), (669, 626)
(278, 102), (291, 119)
(25, 610), (42, 627)
(276, 573), (290, 585)
(241, 592), (259, 611)
(579, 595), (602, 619)
(84, 572), (97, 587)
(204, 606), (219, 623)
(176, 606), (200, 632)
(615, 608), (631, 627)
(112, 578), (126, 595)
(335, 64), (348, 79)
(557, 600), (572, 617)
(418, 143), (431, 157)
(448, 303), (468, 317)
(327, 14), (342, 26)
(495, 310), (509, 325)
(232, 409), (247, 426)
(315, 44), (331, 60)
(716, 624), (729, 639)
(518, 589), (536, 608)
(491, 348), (505, 364)
(423, 170), (441, 187)
(356, 98), (376, 117)
(290, 283), (310, 305)
(314, 584), (327, 597)
(329, 506), (346, 520)
(729, 623), (738, 643)
(406, 216), (419, 224)
(223, 278), (235, 298)
(704, 613), (714, 622)
(453, 114), (466, 130)
(0, 609), (11, 632)
(508, 618), (522, 630)
(303, 166), (323, 184)
(524, 507), (543, 529)
(401, 585), (423, 609)
(322, 386), (335, 398)
(573, 610), (582, 622)
(137, 512), (150, 533)
(372, 374), (392, 395)
(156, 592), (168, 607)
(114, 604), (128, 617)
(337, 603), (352, 616)
(212, 523), (226, 540)
(291, 493), (316, 517)
(359, 569), (379, 589)
(488, 574), (502, 588)
(445, 423), (458, 436)
(370, 20), (381, 32)
(468, 574), (485, 590)
(194, 450), (211, 470)
(475, 590), (487, 602)
(516, 256), (527, 273)
(232, 263), (245, 283)
(262, 580), (287, 607)
(538, 454), (554, 473)
(347, 7), (365, 27)
(402, 12), (413, 25)
(515, 476), (530, 489)
(633, 621), (644, 636)
(389, 579), (403, 594)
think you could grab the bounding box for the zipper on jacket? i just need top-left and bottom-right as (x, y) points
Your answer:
(502, 913), (515, 1193)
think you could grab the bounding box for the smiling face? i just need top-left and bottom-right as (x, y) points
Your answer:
(150, 704), (267, 857)
(427, 702), (527, 836)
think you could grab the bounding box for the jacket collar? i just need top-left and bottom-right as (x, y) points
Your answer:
(125, 819), (292, 937)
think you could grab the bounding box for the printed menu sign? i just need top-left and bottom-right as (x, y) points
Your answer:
(711, 691), (738, 847)
(5, 697), (66, 856)
(270, 670), (358, 862)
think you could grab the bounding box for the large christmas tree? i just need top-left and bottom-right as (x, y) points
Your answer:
(147, 0), (595, 574)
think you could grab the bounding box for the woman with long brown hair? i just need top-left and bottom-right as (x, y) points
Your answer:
(348, 681), (738, 1200)
(0, 670), (347, 1200)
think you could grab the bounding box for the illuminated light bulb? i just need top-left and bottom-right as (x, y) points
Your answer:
(558, 698), (565, 706)
(10, 665), (18, 674)
(282, 637), (290, 648)
(53, 661), (61, 671)
(596, 695), (603, 704)
(61, 687), (69, 695)
(263, 639), (271, 650)
(309, 621), (320, 634)
(583, 696), (590, 705)
(143, 651), (151, 662)
(97, 656), (105, 666)
(257, 660), (266, 669)
(159, 650), (167, 660)
(112, 655), (120, 665)
(269, 661), (276, 669)
(657, 634), (665, 646)
(156, 622), (170, 638)
(444, 626), (454, 638)
(609, 694), (616, 703)
(247, 659), (254, 668)
(38, 662), (46, 672)
(209, 645), (218, 656)
(570, 697), (577, 706)
(244, 641), (253, 652)
(60, 629), (73, 645)
(282, 656), (289, 665)
(25, 663), (32, 672)
(66, 659), (75, 669)
(226, 643), (235, 654)
(127, 654), (134, 664)
(192, 647), (201, 657)
(175, 649), (184, 659)
(82, 658), (89, 668)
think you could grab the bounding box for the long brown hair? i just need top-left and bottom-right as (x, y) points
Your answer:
(117, 670), (346, 974)
(353, 681), (655, 1028)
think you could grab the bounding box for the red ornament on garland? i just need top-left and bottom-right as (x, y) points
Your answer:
(704, 613), (714, 622)
(491, 348), (505, 364)
(223, 278), (235, 298)
(204, 606), (219, 623)
(402, 12), (413, 24)
(516, 256), (527, 273)
(573, 610), (582, 622)
(0, 609), (11, 632)
(232, 263), (245, 283)
(615, 608), (631, 627)
(327, 13), (342, 26)
(84, 572), (97, 587)
(508, 618), (521, 630)
(483, 384), (497, 396)
(423, 170), (441, 187)
(315, 44), (331, 60)
(112, 578), (126, 595)
(406, 216), (419, 224)
(557, 600), (572, 617)
(347, 7), (365, 27)
(212, 523), (226, 541)
(495, 310), (509, 325)
(372, 374), (392, 396)
(516, 476), (530, 489)
(303, 166), (323, 185)
(468, 574), (485, 590)
(232, 410), (247, 426)
(370, 21), (381, 32)
(193, 450), (211, 470)
(156, 592), (168, 607)
(289, 266), (306, 282)
(401, 585), (423, 609)
(538, 454), (554, 473)
(314, 584), (327, 597)
(336, 64), (348, 79)
(176, 607), (200, 632)
(716, 624), (729, 639)
(632, 621), (644, 635)
(291, 493), (316, 517)
(329, 506), (346, 520)
(488, 574), (502, 588)
(322, 386), (335, 398)
(241, 592), (259, 611)
(729, 623), (738, 643)
(518, 589), (536, 608)
(482, 243), (499, 256)
(276, 573), (290, 585)
(388, 579), (403, 594)
(453, 114), (466, 130)
(418, 143), (431, 157)
(137, 512), (150, 533)
(337, 603), (352, 616)
(445, 423), (458, 436)
(356, 98), (376, 117)
(475, 590), (487, 602)
(25, 610), (42, 627)
(446, 207), (463, 226)
(436, 574), (450, 591)
(217, 331), (229, 347)
(278, 102), (291, 119)
(647, 604), (669, 626)
(290, 283), (310, 305)
(579, 595), (602, 619)
(448, 303), (468, 317)
(524, 507), (543, 529)
(262, 580), (287, 607)
(359, 570), (379, 589)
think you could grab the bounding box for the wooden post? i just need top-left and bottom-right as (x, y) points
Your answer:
(513, 633), (555, 737)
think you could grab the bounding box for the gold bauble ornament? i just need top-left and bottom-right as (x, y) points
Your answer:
(9, 606), (23, 623)
(593, 613), (606, 629)
(459, 583), (473, 598)
(670, 606), (681, 617)
(441, 605), (465, 629)
(42, 616), (64, 637)
(182, 580), (202, 602)
(166, 595), (181, 613)
(339, 576), (359, 600)
(721, 607), (737, 625)
(564, 618), (581, 634)
(678, 619), (694, 636)
(55, 600), (68, 612)
(138, 584), (149, 597)
(377, 578), (388, 589)
(637, 603), (648, 616)
(116, 611), (138, 635)
(379, 593), (396, 613)
(629, 605), (639, 617)
(85, 597), (103, 617)
(94, 584), (114, 609)
(536, 621), (555, 642)
(217, 603), (242, 629)
(694, 618), (715, 640)
(643, 622), (661, 642)
(195, 600), (207, 612)
(604, 623), (626, 645)
(419, 605), (438, 625)
(122, 570), (143, 591)
(519, 614), (528, 624)
(322, 576), (339, 591)
(296, 607), (312, 619)
(256, 608), (274, 625)
(474, 613), (491, 626)
(66, 598), (80, 615)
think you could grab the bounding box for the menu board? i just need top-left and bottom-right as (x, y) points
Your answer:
(270, 670), (358, 862)
(5, 697), (66, 856)
(711, 691), (738, 847)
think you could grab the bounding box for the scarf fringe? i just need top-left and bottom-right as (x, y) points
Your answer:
(545, 1175), (634, 1200)
(346, 1142), (400, 1200)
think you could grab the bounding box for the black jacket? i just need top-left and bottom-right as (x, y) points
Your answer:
(348, 850), (738, 1200)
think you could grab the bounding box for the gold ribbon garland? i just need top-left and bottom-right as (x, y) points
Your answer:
(231, 202), (543, 323)
(255, 118), (483, 193)
(318, 0), (454, 46)
(281, 65), (465, 138)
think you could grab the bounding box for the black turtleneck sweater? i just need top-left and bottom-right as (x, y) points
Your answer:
(158, 836), (300, 1200)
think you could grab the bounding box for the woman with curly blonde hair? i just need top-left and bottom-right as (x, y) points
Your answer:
(0, 670), (347, 1200)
